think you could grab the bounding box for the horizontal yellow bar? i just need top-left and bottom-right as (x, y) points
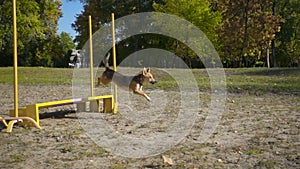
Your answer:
(36, 98), (83, 108)
(34, 95), (113, 108)
(88, 95), (113, 100)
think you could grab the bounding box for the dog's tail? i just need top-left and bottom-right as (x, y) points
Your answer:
(102, 53), (110, 69)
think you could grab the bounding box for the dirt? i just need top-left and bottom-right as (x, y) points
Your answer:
(0, 84), (299, 169)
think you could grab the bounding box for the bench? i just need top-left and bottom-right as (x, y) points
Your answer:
(9, 95), (114, 127)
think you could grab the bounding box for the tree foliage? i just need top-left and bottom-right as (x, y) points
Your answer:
(216, 0), (284, 67)
(0, 0), (299, 68)
(72, 0), (162, 48)
(72, 0), (221, 67)
(275, 0), (300, 67)
(0, 0), (75, 67)
(153, 0), (222, 67)
(154, 0), (221, 45)
(71, 0), (166, 66)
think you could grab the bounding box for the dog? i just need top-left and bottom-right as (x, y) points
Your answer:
(97, 53), (157, 101)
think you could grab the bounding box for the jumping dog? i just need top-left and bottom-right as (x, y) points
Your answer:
(97, 53), (157, 101)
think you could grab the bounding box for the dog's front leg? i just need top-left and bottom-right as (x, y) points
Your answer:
(96, 77), (102, 87)
(133, 90), (151, 101)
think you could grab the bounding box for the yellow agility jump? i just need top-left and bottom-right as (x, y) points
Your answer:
(5, 1), (117, 132)
(9, 95), (114, 127)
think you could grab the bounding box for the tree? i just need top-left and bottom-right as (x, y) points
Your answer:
(275, 0), (300, 67)
(0, 0), (63, 67)
(217, 0), (283, 67)
(154, 0), (221, 45)
(153, 0), (222, 67)
(0, 0), (43, 66)
(72, 0), (163, 48)
(25, 0), (63, 67)
(71, 0), (166, 67)
(52, 32), (76, 67)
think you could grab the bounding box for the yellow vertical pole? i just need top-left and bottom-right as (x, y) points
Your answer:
(13, 0), (18, 117)
(111, 13), (118, 113)
(89, 15), (94, 97)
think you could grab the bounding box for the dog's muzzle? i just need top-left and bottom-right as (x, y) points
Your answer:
(150, 81), (157, 84)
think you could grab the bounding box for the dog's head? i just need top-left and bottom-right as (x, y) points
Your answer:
(142, 67), (157, 84)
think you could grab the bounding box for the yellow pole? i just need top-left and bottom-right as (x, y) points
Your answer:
(89, 15), (94, 97)
(112, 13), (118, 113)
(13, 0), (18, 117)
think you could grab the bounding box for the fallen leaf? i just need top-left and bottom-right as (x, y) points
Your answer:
(234, 147), (243, 154)
(217, 159), (223, 163)
(189, 167), (198, 169)
(162, 155), (174, 165)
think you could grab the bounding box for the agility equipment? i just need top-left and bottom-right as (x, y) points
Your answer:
(0, 116), (41, 132)
(0, 116), (8, 127)
(0, 0), (40, 132)
(89, 15), (94, 97)
(3, 9), (117, 132)
(87, 14), (117, 113)
(112, 13), (118, 113)
(9, 95), (114, 127)
(13, 0), (18, 118)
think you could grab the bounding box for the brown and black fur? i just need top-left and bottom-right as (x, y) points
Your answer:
(97, 53), (157, 101)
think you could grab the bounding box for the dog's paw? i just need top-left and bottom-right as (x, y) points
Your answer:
(147, 97), (152, 102)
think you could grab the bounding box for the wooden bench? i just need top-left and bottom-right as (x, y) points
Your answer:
(9, 95), (114, 127)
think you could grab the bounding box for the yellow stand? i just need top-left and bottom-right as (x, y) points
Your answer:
(0, 116), (8, 127)
(1, 116), (41, 132)
(8, 95), (114, 127)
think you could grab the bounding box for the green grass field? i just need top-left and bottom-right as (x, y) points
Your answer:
(0, 67), (73, 85)
(0, 67), (299, 94)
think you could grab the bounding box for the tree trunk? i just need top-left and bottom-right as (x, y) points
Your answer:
(272, 0), (277, 67)
(272, 39), (276, 67)
(266, 41), (271, 68)
(239, 0), (249, 68)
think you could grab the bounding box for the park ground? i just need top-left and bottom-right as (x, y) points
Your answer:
(0, 67), (299, 168)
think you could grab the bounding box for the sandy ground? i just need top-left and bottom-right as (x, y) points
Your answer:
(0, 84), (299, 169)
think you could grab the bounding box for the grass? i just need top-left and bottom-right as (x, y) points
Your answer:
(225, 68), (300, 94)
(247, 149), (262, 155)
(0, 67), (299, 94)
(0, 67), (73, 85)
(82, 148), (108, 157)
(10, 154), (26, 162)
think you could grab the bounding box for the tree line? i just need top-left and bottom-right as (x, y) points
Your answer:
(0, 0), (75, 67)
(0, 0), (299, 68)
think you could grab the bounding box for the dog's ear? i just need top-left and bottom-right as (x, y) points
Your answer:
(143, 67), (150, 75)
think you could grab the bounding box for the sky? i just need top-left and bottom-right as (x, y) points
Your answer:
(58, 0), (84, 39)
